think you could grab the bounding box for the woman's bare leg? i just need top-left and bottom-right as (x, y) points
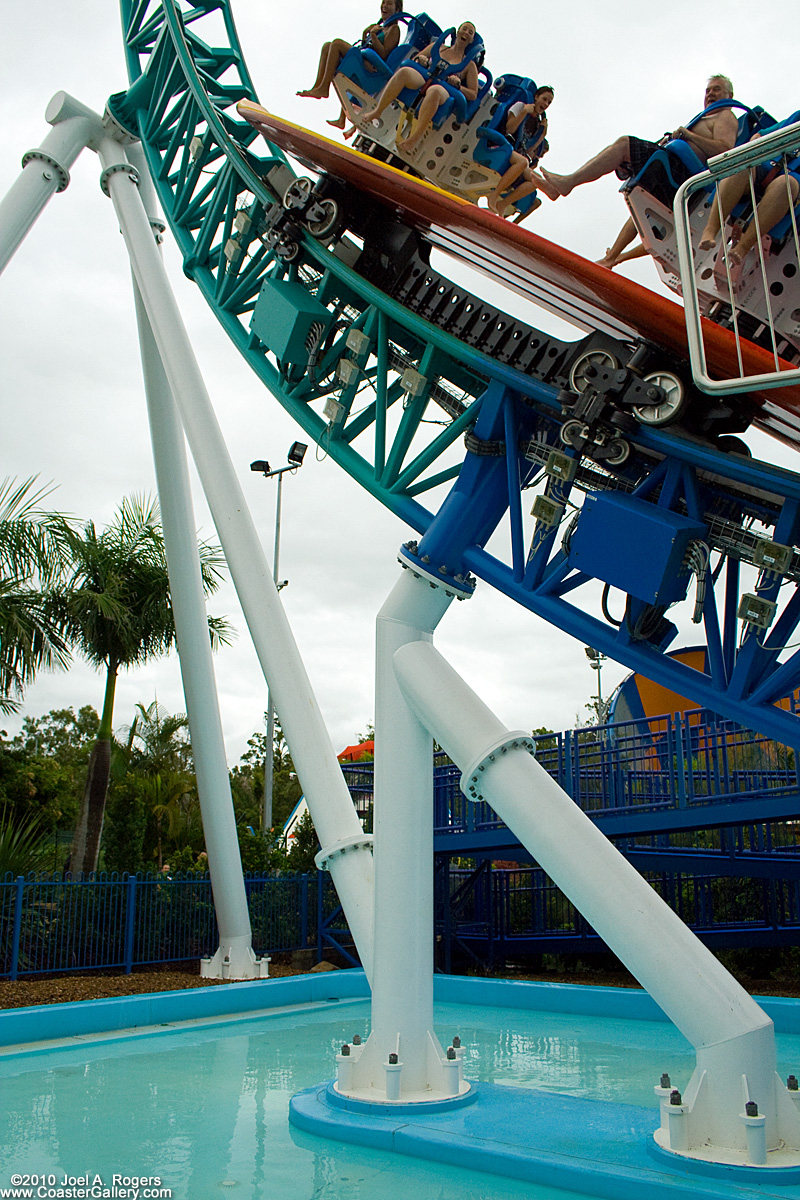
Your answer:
(501, 175), (540, 218)
(487, 153), (528, 213)
(397, 84), (446, 152)
(327, 106), (348, 130)
(298, 42), (330, 95)
(298, 38), (351, 99)
(731, 175), (799, 262)
(361, 66), (426, 122)
(596, 217), (638, 267)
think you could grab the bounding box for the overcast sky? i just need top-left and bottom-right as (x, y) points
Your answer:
(2, 0), (799, 766)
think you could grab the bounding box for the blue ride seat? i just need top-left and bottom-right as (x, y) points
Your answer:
(392, 26), (486, 119)
(337, 12), (442, 99)
(473, 75), (537, 173)
(725, 113), (800, 244)
(432, 63), (493, 128)
(621, 101), (774, 208)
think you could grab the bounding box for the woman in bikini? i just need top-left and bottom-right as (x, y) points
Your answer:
(360, 21), (480, 155)
(297, 0), (403, 130)
(487, 85), (554, 219)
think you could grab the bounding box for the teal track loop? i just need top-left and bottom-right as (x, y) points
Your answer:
(117, 0), (800, 749)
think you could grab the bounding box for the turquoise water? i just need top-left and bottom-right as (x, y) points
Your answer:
(1, 998), (799, 1200)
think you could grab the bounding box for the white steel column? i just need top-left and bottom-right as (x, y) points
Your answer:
(0, 93), (102, 275)
(131, 250), (266, 977)
(94, 132), (374, 978)
(340, 566), (470, 1102)
(393, 640), (800, 1163)
(128, 140), (264, 977)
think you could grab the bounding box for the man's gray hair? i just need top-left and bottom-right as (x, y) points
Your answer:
(709, 74), (734, 98)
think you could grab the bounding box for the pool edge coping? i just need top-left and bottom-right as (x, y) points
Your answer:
(1, 972), (800, 1046)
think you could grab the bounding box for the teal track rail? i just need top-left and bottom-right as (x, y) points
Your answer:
(116, 0), (497, 534)
(115, 0), (800, 753)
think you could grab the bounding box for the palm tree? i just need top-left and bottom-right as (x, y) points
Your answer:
(0, 478), (71, 715)
(125, 701), (199, 870)
(52, 495), (230, 875)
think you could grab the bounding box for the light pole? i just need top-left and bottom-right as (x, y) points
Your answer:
(251, 441), (307, 830)
(584, 645), (609, 724)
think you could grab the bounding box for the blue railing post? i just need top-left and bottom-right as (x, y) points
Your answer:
(671, 713), (685, 808)
(563, 730), (574, 798)
(681, 712), (693, 805)
(123, 875), (137, 974)
(10, 876), (25, 981)
(300, 873), (309, 947)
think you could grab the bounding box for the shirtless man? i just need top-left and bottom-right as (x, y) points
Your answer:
(541, 76), (738, 202)
(541, 76), (738, 270)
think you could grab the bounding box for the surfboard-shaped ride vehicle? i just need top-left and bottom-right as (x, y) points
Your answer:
(238, 25), (800, 460)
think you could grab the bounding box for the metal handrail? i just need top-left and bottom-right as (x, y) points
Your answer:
(674, 119), (800, 395)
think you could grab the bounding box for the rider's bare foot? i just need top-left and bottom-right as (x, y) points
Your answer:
(486, 192), (503, 214)
(396, 137), (419, 154)
(698, 227), (717, 251)
(595, 248), (618, 268)
(715, 246), (746, 291)
(327, 115), (346, 130)
(539, 168), (569, 200)
(296, 88), (328, 99)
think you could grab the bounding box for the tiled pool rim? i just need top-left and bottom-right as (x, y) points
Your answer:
(2, 970), (800, 1045)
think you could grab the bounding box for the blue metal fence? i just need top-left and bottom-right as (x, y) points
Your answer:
(0, 871), (333, 981)
(440, 863), (800, 967)
(407, 708), (800, 837)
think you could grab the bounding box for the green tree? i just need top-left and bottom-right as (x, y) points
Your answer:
(286, 809), (320, 874)
(0, 806), (54, 876)
(104, 700), (198, 873)
(51, 496), (230, 875)
(1, 707), (99, 868)
(229, 718), (301, 834)
(0, 478), (71, 715)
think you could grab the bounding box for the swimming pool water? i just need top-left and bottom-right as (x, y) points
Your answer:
(2, 997), (800, 1200)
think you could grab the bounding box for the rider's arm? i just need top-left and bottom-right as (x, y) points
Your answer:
(504, 103), (531, 137)
(457, 60), (479, 102)
(413, 41), (434, 67)
(376, 22), (401, 58)
(674, 109), (738, 159)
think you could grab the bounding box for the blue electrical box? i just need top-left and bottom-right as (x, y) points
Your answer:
(250, 277), (331, 364)
(568, 491), (706, 606)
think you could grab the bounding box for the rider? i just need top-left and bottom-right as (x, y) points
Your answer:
(541, 76), (738, 200)
(486, 85), (554, 220)
(556, 76), (740, 268)
(360, 21), (480, 155)
(297, 0), (403, 130)
(698, 109), (800, 285)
